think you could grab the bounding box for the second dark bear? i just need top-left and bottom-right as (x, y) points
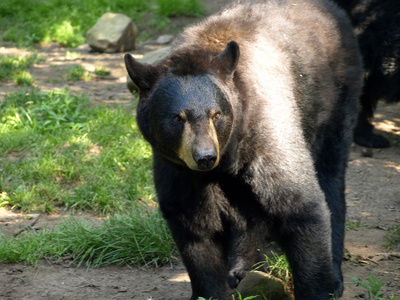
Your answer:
(125, 0), (363, 299)
(335, 0), (400, 148)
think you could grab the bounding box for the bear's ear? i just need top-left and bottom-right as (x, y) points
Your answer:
(214, 40), (240, 77)
(124, 53), (159, 91)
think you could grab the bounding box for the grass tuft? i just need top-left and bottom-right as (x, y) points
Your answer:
(94, 66), (111, 76)
(0, 205), (174, 267)
(384, 224), (400, 250)
(0, 54), (44, 83)
(0, 87), (90, 134)
(66, 65), (91, 81)
(255, 252), (292, 287)
(13, 69), (34, 86)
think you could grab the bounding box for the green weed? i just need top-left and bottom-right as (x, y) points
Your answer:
(0, 205), (173, 267)
(94, 66), (111, 76)
(44, 20), (85, 47)
(0, 54), (44, 83)
(346, 219), (366, 230)
(255, 252), (292, 286)
(0, 87), (89, 134)
(13, 69), (34, 86)
(384, 224), (400, 250)
(66, 65), (91, 81)
(353, 274), (398, 300)
(156, 0), (204, 17)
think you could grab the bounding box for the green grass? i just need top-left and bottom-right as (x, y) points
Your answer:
(346, 219), (366, 230)
(0, 86), (171, 267)
(0, 87), (154, 214)
(0, 0), (204, 272)
(66, 64), (91, 81)
(0, 0), (149, 48)
(156, 0), (204, 17)
(0, 54), (44, 84)
(384, 224), (400, 250)
(0, 0), (203, 48)
(94, 66), (111, 76)
(0, 205), (174, 267)
(255, 252), (292, 287)
(353, 274), (398, 300)
(13, 69), (34, 85)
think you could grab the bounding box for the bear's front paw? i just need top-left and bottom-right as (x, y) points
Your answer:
(228, 269), (247, 288)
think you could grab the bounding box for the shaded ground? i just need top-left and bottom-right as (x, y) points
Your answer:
(1, 1), (400, 299)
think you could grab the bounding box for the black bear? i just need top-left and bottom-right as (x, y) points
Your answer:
(125, 0), (363, 299)
(334, 0), (400, 148)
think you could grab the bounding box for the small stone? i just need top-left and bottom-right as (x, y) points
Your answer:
(236, 271), (293, 300)
(361, 147), (374, 157)
(141, 47), (171, 64)
(156, 35), (174, 45)
(74, 44), (91, 53)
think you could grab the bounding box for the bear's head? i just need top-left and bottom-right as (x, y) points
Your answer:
(125, 41), (240, 171)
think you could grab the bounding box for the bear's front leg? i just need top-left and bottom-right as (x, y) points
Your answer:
(153, 162), (233, 299)
(166, 217), (232, 300)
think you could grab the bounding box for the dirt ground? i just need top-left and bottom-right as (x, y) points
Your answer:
(1, 1), (400, 299)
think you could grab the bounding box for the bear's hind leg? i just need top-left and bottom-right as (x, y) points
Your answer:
(315, 161), (346, 297)
(314, 91), (357, 297)
(277, 199), (335, 300)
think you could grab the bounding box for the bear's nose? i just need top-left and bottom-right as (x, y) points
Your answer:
(195, 152), (217, 170)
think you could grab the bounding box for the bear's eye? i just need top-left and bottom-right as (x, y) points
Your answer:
(173, 115), (183, 123)
(214, 112), (222, 120)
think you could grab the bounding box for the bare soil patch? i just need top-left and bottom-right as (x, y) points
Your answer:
(1, 1), (400, 299)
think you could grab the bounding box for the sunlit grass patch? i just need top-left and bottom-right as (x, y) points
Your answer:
(13, 69), (34, 86)
(0, 54), (44, 84)
(0, 205), (174, 267)
(66, 65), (92, 81)
(0, 0), (150, 48)
(0, 87), (90, 134)
(0, 0), (203, 48)
(256, 252), (292, 287)
(43, 20), (85, 48)
(0, 87), (154, 213)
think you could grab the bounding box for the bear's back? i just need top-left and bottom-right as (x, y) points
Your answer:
(173, 0), (357, 69)
(170, 0), (361, 115)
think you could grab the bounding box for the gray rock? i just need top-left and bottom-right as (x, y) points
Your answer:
(236, 271), (293, 300)
(87, 13), (138, 53)
(141, 46), (171, 64)
(74, 43), (91, 53)
(156, 35), (174, 45)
